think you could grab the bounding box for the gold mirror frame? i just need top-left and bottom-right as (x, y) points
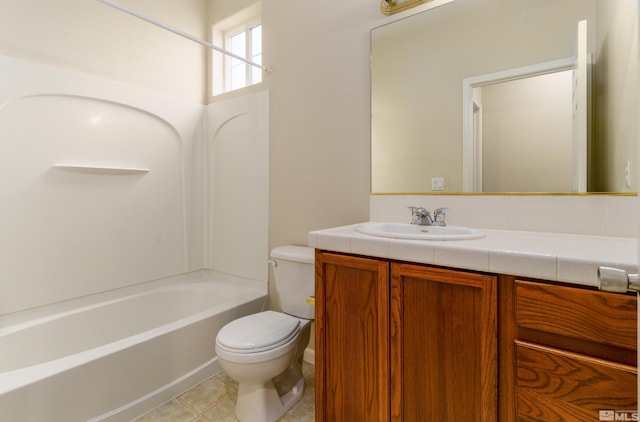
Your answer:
(380, 0), (434, 16)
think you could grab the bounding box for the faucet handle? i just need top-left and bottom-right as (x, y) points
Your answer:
(408, 206), (427, 224)
(432, 207), (450, 226)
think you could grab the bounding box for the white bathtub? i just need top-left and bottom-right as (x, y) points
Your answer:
(0, 270), (267, 422)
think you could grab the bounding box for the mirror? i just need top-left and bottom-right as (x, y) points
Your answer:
(371, 0), (638, 194)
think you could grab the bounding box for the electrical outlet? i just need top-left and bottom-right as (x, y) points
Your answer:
(431, 177), (444, 191)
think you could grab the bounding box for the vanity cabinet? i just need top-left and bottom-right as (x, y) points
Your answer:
(315, 251), (497, 422)
(508, 280), (638, 422)
(315, 250), (639, 422)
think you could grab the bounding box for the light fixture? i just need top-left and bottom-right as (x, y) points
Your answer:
(380, 0), (434, 16)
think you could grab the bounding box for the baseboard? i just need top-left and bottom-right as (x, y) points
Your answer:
(303, 347), (315, 365)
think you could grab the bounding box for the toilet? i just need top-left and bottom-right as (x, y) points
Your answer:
(215, 245), (315, 422)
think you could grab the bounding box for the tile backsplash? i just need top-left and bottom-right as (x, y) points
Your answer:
(370, 195), (639, 238)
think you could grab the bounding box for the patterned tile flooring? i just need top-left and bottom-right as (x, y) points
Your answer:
(133, 362), (315, 422)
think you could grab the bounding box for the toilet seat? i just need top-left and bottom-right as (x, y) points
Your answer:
(215, 311), (302, 363)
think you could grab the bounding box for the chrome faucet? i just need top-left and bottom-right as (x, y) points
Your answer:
(408, 206), (449, 226)
(408, 207), (432, 225)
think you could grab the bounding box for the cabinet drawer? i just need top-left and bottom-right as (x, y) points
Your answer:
(515, 280), (637, 355)
(516, 341), (637, 421)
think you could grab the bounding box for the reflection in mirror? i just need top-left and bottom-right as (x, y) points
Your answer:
(462, 57), (581, 193)
(471, 70), (574, 192)
(371, 0), (638, 194)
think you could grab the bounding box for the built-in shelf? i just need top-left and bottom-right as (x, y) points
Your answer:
(52, 164), (149, 175)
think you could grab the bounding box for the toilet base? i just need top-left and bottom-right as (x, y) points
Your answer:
(235, 363), (305, 422)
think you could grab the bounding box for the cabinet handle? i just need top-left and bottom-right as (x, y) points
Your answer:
(598, 266), (640, 293)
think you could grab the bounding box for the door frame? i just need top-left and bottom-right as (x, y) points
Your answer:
(461, 57), (576, 192)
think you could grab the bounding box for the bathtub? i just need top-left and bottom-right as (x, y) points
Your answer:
(0, 270), (267, 422)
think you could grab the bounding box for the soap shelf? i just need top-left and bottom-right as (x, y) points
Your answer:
(53, 164), (149, 175)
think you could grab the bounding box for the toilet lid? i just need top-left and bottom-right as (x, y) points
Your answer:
(270, 245), (314, 264)
(217, 310), (301, 353)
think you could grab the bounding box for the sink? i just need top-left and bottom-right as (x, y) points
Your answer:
(355, 222), (485, 241)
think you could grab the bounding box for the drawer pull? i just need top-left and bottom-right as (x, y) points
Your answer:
(598, 266), (640, 293)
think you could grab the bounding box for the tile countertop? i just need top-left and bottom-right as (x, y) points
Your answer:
(308, 223), (639, 288)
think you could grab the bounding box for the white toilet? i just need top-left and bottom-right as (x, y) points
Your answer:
(215, 245), (315, 422)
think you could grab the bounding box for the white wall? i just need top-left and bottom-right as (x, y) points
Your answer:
(0, 0), (209, 315)
(262, 0), (376, 248)
(205, 91), (270, 282)
(206, 0), (376, 248)
(371, 194), (638, 237)
(0, 0), (207, 103)
(594, 0), (638, 192)
(0, 56), (203, 315)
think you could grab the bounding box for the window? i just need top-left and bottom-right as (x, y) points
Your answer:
(210, 3), (262, 97)
(225, 22), (262, 92)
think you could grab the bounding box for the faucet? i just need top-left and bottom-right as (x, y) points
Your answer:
(408, 206), (449, 226)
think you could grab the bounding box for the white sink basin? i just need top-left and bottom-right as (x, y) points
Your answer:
(356, 222), (485, 241)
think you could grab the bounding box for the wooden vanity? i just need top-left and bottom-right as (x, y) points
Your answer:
(311, 227), (638, 422)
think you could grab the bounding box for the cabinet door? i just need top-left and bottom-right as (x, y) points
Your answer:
(391, 263), (497, 422)
(315, 251), (390, 422)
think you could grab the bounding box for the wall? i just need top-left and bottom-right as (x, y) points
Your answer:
(262, 0), (376, 248)
(594, 0), (639, 192)
(371, 193), (638, 237)
(205, 91), (270, 283)
(0, 0), (207, 103)
(0, 55), (203, 315)
(209, 0), (382, 247)
(0, 0), (209, 315)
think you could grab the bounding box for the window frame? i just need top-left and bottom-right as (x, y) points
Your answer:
(224, 20), (262, 92)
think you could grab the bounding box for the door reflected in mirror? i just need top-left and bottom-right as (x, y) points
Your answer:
(371, 0), (638, 194)
(468, 69), (574, 193)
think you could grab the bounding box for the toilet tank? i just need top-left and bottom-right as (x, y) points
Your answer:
(270, 246), (315, 319)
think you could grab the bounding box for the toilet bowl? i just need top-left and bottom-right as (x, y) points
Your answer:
(214, 246), (315, 422)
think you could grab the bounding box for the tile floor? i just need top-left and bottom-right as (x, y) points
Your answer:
(133, 362), (315, 422)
